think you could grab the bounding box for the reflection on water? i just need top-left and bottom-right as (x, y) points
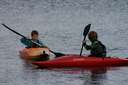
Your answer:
(83, 68), (107, 85)
(48, 67), (108, 85)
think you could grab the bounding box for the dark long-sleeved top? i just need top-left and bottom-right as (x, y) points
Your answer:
(20, 38), (47, 48)
(84, 40), (106, 57)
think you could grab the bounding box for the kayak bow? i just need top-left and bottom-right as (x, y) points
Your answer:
(20, 48), (50, 60)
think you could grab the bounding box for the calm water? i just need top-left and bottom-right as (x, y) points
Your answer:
(0, 0), (128, 85)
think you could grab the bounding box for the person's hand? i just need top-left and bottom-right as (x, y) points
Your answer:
(82, 40), (86, 46)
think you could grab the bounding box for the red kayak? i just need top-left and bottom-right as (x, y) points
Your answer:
(32, 55), (128, 68)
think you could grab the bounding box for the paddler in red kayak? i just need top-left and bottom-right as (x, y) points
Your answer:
(83, 31), (106, 57)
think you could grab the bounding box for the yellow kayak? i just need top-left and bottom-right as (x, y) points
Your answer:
(19, 48), (50, 60)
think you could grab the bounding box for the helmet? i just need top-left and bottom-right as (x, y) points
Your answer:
(88, 31), (98, 42)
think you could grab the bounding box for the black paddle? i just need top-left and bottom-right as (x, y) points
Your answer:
(49, 50), (65, 58)
(80, 24), (91, 56)
(1, 23), (65, 57)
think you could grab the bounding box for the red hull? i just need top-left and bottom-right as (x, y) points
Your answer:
(32, 55), (128, 68)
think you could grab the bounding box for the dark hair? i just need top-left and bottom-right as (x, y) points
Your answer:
(88, 31), (98, 40)
(31, 30), (39, 36)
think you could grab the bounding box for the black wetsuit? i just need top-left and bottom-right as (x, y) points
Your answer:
(84, 40), (106, 57)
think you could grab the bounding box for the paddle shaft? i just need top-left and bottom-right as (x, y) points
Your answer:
(2, 24), (26, 38)
(80, 37), (86, 56)
(2, 24), (42, 47)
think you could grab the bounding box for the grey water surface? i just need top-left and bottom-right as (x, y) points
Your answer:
(0, 0), (128, 85)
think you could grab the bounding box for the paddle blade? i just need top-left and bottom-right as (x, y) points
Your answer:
(83, 24), (91, 37)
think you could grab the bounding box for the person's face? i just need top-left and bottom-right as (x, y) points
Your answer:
(32, 34), (39, 40)
(88, 35), (96, 42)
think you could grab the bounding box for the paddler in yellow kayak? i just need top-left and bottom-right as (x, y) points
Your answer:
(20, 30), (49, 61)
(83, 31), (107, 57)
(21, 30), (47, 48)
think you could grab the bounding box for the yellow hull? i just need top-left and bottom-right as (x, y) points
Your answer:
(19, 48), (50, 60)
